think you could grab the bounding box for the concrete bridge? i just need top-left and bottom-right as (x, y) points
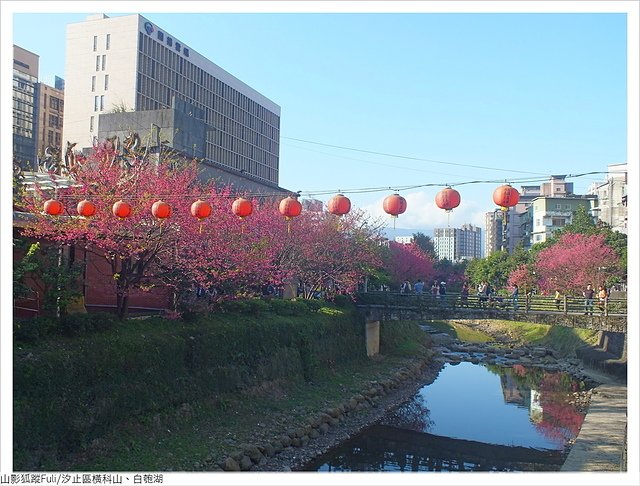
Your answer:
(356, 291), (627, 376)
(355, 291), (627, 333)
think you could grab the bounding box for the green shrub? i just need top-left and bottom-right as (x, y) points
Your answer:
(268, 299), (308, 316)
(300, 299), (324, 312)
(333, 294), (353, 307)
(221, 298), (270, 315)
(13, 316), (56, 343)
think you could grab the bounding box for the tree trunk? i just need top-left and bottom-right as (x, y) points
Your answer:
(116, 281), (130, 320)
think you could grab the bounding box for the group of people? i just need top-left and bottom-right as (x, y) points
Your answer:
(397, 279), (610, 315)
(400, 279), (447, 298)
(474, 281), (519, 310)
(583, 283), (609, 315)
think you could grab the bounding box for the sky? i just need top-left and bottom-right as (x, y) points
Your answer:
(2, 2), (639, 484)
(5, 1), (635, 237)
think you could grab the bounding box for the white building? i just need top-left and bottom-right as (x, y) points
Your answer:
(63, 14), (281, 185)
(433, 224), (481, 261)
(394, 236), (414, 245)
(587, 163), (627, 234)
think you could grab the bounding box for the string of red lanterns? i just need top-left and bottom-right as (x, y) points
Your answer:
(41, 185), (517, 224)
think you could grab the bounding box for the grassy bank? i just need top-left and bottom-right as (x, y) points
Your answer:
(427, 318), (601, 356)
(14, 302), (431, 471)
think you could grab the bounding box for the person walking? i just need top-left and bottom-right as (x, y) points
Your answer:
(554, 289), (562, 311)
(597, 285), (608, 315)
(401, 279), (412, 294)
(460, 282), (469, 307)
(583, 283), (595, 315)
(431, 280), (439, 298)
(511, 284), (519, 311)
(414, 279), (425, 295)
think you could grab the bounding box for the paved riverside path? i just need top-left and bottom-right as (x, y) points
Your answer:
(561, 377), (627, 471)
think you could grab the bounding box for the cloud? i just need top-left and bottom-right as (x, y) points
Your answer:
(360, 190), (487, 231)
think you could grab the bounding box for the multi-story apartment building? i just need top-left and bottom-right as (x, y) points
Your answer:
(587, 163), (627, 234)
(527, 196), (595, 245)
(13, 45), (39, 169)
(433, 224), (481, 262)
(35, 81), (65, 158)
(485, 175), (583, 253)
(484, 211), (504, 256)
(64, 14), (281, 187)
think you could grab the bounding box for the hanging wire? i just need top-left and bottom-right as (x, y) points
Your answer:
(40, 170), (611, 202)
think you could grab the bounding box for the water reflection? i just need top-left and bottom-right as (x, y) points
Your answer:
(305, 362), (588, 472)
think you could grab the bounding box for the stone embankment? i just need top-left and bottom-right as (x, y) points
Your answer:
(211, 351), (444, 472)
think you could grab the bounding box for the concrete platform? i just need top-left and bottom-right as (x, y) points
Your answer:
(561, 383), (627, 471)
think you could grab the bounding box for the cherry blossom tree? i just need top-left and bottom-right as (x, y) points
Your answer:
(507, 264), (537, 294)
(19, 143), (387, 317)
(384, 242), (436, 288)
(533, 233), (621, 295)
(21, 143), (210, 319)
(265, 208), (384, 299)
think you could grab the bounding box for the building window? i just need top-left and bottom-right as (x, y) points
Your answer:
(157, 31), (164, 41)
(96, 55), (100, 71)
(104, 74), (109, 90)
(552, 218), (565, 227)
(47, 130), (54, 144)
(175, 42), (181, 52)
(90, 116), (94, 132)
(183, 48), (189, 57)
(555, 203), (561, 209)
(94, 95), (99, 111)
(106, 34), (110, 50)
(167, 37), (173, 47)
(55, 133), (61, 146)
(101, 55), (106, 70)
(100, 95), (104, 111)
(91, 76), (96, 92)
(50, 97), (60, 110)
(93, 35), (97, 51)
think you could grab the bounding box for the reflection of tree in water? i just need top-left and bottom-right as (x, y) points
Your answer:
(488, 363), (587, 447)
(380, 393), (434, 432)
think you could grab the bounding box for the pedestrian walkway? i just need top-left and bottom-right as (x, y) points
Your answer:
(561, 383), (627, 471)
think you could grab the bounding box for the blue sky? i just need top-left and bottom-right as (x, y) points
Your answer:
(5, 3), (633, 236)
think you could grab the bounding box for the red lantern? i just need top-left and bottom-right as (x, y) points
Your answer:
(190, 200), (212, 220)
(327, 194), (351, 216)
(43, 199), (64, 216)
(279, 196), (302, 220)
(77, 199), (96, 217)
(232, 197), (253, 219)
(435, 187), (461, 212)
(493, 184), (520, 209)
(383, 194), (407, 217)
(151, 200), (172, 219)
(112, 200), (132, 219)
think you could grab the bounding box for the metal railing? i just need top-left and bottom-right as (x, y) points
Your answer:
(356, 291), (627, 317)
